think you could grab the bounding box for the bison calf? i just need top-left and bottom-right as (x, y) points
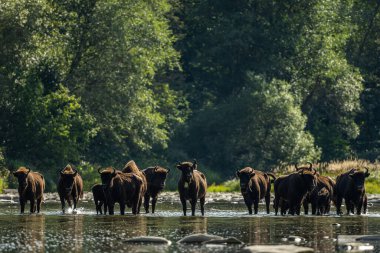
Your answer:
(236, 167), (275, 214)
(177, 160), (207, 216)
(335, 168), (369, 215)
(57, 164), (83, 214)
(13, 167), (45, 214)
(142, 166), (170, 213)
(91, 184), (107, 214)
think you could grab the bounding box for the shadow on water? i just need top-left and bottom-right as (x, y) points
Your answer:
(0, 200), (379, 252)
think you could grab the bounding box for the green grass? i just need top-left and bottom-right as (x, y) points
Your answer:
(207, 179), (240, 192)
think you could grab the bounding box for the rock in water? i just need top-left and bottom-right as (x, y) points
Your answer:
(202, 237), (244, 245)
(124, 236), (172, 245)
(241, 245), (314, 253)
(177, 233), (224, 243)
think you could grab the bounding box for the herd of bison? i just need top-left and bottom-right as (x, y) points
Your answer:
(12, 160), (370, 216)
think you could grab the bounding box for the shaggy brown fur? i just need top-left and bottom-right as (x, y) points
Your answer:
(334, 168), (369, 215)
(274, 169), (317, 215)
(122, 160), (147, 214)
(13, 167), (45, 214)
(177, 160), (207, 216)
(99, 167), (143, 215)
(57, 164), (83, 213)
(91, 183), (107, 214)
(142, 166), (170, 213)
(236, 167), (276, 214)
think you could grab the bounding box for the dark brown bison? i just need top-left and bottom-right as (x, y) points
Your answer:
(303, 175), (335, 215)
(142, 166), (170, 213)
(236, 167), (276, 214)
(177, 160), (207, 216)
(274, 169), (317, 215)
(99, 167), (144, 215)
(91, 183), (107, 215)
(335, 168), (370, 215)
(13, 167), (45, 213)
(57, 164), (83, 213)
(122, 160), (147, 214)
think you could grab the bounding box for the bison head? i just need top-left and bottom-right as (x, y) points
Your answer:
(349, 168), (370, 191)
(60, 164), (78, 195)
(150, 166), (170, 190)
(13, 167), (31, 190)
(177, 159), (196, 183)
(299, 168), (317, 191)
(99, 167), (117, 189)
(236, 167), (255, 192)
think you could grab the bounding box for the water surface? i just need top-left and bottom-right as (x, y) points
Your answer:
(0, 196), (379, 252)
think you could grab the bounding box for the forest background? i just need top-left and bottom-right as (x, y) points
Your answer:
(0, 0), (379, 191)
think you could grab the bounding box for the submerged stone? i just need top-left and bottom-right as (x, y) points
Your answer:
(241, 245), (314, 253)
(124, 236), (172, 245)
(281, 235), (306, 244)
(177, 233), (223, 243)
(202, 237), (244, 245)
(337, 242), (374, 251)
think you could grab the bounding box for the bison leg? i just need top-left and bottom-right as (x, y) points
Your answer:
(356, 199), (363, 215)
(37, 198), (42, 213)
(244, 196), (253, 215)
(335, 196), (343, 215)
(20, 199), (26, 214)
(30, 198), (36, 213)
(345, 199), (352, 215)
(144, 193), (150, 213)
(152, 196), (158, 214)
(253, 198), (259, 215)
(200, 196), (205, 216)
(190, 198), (197, 216)
(273, 198), (279, 216)
(73, 196), (78, 210)
(108, 203), (115, 215)
(59, 196), (66, 214)
(311, 201), (317, 215)
(120, 202), (126, 215)
(180, 196), (187, 216)
(265, 193), (271, 214)
(363, 196), (368, 214)
(103, 201), (108, 215)
(303, 200), (309, 215)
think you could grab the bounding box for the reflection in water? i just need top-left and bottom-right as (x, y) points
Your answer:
(0, 201), (379, 253)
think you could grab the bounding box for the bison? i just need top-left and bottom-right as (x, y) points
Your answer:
(91, 183), (107, 215)
(335, 168), (370, 215)
(57, 164), (83, 213)
(303, 175), (335, 215)
(274, 169), (317, 215)
(142, 166), (170, 213)
(236, 167), (276, 214)
(177, 160), (207, 216)
(13, 167), (45, 214)
(99, 167), (144, 215)
(122, 160), (147, 214)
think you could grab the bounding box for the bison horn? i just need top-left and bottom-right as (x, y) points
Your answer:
(236, 170), (240, 178)
(112, 168), (116, 175)
(295, 163), (300, 171)
(307, 162), (313, 170)
(26, 167), (31, 174)
(154, 166), (159, 172)
(313, 168), (317, 175)
(365, 167), (370, 177)
(166, 168), (170, 174)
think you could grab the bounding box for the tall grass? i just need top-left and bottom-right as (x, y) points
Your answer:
(208, 160), (380, 194)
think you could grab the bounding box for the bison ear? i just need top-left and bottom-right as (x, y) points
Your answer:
(192, 159), (197, 170)
(176, 161), (182, 169)
(154, 166), (159, 172)
(349, 169), (356, 177)
(13, 171), (18, 177)
(250, 172), (256, 178)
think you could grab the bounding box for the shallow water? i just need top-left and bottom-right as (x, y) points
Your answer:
(0, 197), (380, 252)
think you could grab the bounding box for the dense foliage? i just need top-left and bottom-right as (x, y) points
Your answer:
(0, 0), (379, 190)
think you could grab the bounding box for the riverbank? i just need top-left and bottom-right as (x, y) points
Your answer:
(1, 190), (380, 204)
